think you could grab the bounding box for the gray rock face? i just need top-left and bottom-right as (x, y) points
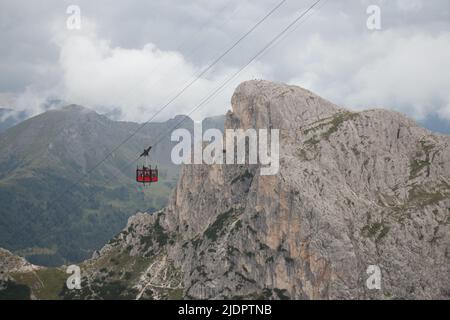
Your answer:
(76, 80), (450, 300)
(0, 248), (39, 289)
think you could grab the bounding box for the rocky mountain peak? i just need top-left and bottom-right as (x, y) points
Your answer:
(229, 80), (341, 130)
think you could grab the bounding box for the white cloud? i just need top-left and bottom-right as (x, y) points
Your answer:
(396, 0), (422, 12)
(289, 30), (450, 120)
(2, 0), (450, 126)
(48, 21), (266, 122)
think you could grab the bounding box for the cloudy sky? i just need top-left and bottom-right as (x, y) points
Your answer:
(1, 0), (450, 130)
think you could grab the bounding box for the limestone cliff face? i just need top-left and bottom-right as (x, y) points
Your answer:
(0, 248), (40, 295)
(74, 80), (450, 300)
(0, 248), (39, 274)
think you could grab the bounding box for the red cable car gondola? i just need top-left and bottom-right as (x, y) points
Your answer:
(136, 146), (158, 184)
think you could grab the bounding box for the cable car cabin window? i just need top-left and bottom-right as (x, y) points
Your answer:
(136, 167), (158, 183)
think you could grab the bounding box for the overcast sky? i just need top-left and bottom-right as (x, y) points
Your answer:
(0, 0), (450, 127)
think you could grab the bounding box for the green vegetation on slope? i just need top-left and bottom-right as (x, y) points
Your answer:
(9, 268), (67, 300)
(0, 165), (178, 266)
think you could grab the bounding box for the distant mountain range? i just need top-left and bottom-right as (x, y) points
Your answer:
(0, 108), (27, 133)
(0, 104), (224, 266)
